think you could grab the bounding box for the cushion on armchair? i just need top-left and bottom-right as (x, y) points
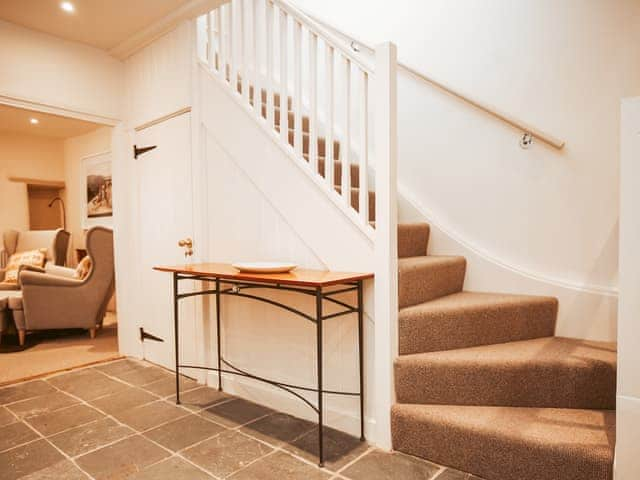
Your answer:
(74, 256), (92, 280)
(1, 249), (47, 285)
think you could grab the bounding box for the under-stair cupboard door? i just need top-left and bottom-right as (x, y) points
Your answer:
(134, 112), (198, 372)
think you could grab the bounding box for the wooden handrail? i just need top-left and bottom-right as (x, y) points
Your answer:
(304, 12), (565, 150)
(271, 0), (374, 74)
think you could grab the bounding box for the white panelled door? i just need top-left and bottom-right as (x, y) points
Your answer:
(134, 113), (198, 370)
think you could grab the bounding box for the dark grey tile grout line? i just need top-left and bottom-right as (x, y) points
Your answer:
(42, 368), (223, 480)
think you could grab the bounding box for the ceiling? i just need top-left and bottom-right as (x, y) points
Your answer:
(0, 0), (193, 51)
(0, 104), (102, 139)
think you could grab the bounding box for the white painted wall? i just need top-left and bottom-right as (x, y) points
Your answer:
(199, 63), (376, 437)
(124, 21), (192, 128)
(0, 20), (123, 121)
(0, 133), (65, 234)
(616, 97), (640, 479)
(290, 0), (640, 340)
(63, 127), (113, 261)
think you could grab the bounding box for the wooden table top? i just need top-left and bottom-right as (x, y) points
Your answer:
(153, 262), (374, 287)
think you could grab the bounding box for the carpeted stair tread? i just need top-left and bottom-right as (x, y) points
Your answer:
(398, 223), (430, 258)
(391, 403), (615, 480)
(395, 336), (616, 409)
(398, 256), (466, 308)
(398, 291), (557, 355)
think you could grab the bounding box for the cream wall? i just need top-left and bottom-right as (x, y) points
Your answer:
(290, 0), (640, 340)
(0, 20), (123, 121)
(63, 127), (113, 261)
(0, 132), (64, 234)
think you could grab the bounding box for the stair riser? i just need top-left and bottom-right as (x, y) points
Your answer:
(285, 130), (340, 159)
(398, 224), (430, 258)
(398, 300), (557, 355)
(316, 158), (360, 188)
(260, 105), (310, 132)
(398, 259), (466, 308)
(391, 406), (614, 480)
(395, 361), (616, 409)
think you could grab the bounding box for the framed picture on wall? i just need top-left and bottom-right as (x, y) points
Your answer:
(82, 152), (113, 228)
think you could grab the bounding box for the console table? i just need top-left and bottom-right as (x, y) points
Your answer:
(153, 263), (373, 466)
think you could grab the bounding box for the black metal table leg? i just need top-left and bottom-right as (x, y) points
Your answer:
(357, 280), (365, 441)
(316, 287), (324, 467)
(216, 277), (222, 391)
(173, 272), (180, 405)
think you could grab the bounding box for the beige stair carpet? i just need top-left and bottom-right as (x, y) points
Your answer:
(391, 222), (616, 480)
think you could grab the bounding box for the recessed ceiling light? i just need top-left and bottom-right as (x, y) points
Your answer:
(30, 118), (39, 125)
(60, 2), (75, 13)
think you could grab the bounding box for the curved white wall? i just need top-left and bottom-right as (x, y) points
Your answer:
(292, 0), (640, 339)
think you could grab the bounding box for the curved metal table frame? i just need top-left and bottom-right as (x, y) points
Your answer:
(170, 271), (366, 467)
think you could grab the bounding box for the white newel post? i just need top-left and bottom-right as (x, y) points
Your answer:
(373, 42), (398, 450)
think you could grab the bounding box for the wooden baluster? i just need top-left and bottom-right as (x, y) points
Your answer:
(279, 8), (289, 144)
(342, 57), (351, 206)
(207, 12), (214, 70)
(325, 44), (335, 188)
(359, 70), (369, 224)
(308, 32), (318, 174)
(215, 9), (222, 74)
(293, 21), (303, 157)
(265, 1), (274, 126)
(239, 0), (248, 100)
(228, 2), (236, 86)
(252, 0), (261, 112)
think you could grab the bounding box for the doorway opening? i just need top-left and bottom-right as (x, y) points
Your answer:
(0, 103), (120, 385)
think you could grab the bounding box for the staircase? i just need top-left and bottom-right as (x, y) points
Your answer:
(198, 3), (617, 479)
(392, 223), (617, 480)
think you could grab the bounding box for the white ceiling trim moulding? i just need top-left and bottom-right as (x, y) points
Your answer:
(109, 0), (227, 60)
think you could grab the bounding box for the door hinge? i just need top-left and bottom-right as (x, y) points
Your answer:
(133, 144), (157, 159)
(139, 327), (164, 343)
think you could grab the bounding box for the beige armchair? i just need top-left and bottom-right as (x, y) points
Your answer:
(0, 228), (71, 290)
(11, 227), (114, 346)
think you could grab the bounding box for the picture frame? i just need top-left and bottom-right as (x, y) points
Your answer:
(82, 151), (113, 228)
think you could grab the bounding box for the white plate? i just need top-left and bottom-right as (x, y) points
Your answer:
(232, 261), (298, 273)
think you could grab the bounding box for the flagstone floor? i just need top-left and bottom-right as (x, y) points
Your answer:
(0, 358), (481, 480)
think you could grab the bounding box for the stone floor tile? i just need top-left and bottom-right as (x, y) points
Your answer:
(202, 398), (273, 427)
(76, 434), (170, 480)
(89, 386), (156, 415)
(7, 391), (79, 420)
(342, 450), (441, 480)
(25, 404), (104, 437)
(128, 456), (213, 480)
(0, 439), (64, 480)
(0, 406), (16, 427)
(21, 460), (90, 479)
(48, 417), (134, 457)
(140, 375), (199, 397)
(169, 386), (230, 411)
(0, 421), (39, 452)
(113, 400), (189, 431)
(0, 380), (55, 406)
(283, 426), (368, 471)
(48, 369), (128, 401)
(112, 365), (171, 386)
(229, 451), (330, 480)
(93, 359), (149, 376)
(182, 430), (272, 478)
(143, 414), (225, 452)
(239, 412), (316, 447)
